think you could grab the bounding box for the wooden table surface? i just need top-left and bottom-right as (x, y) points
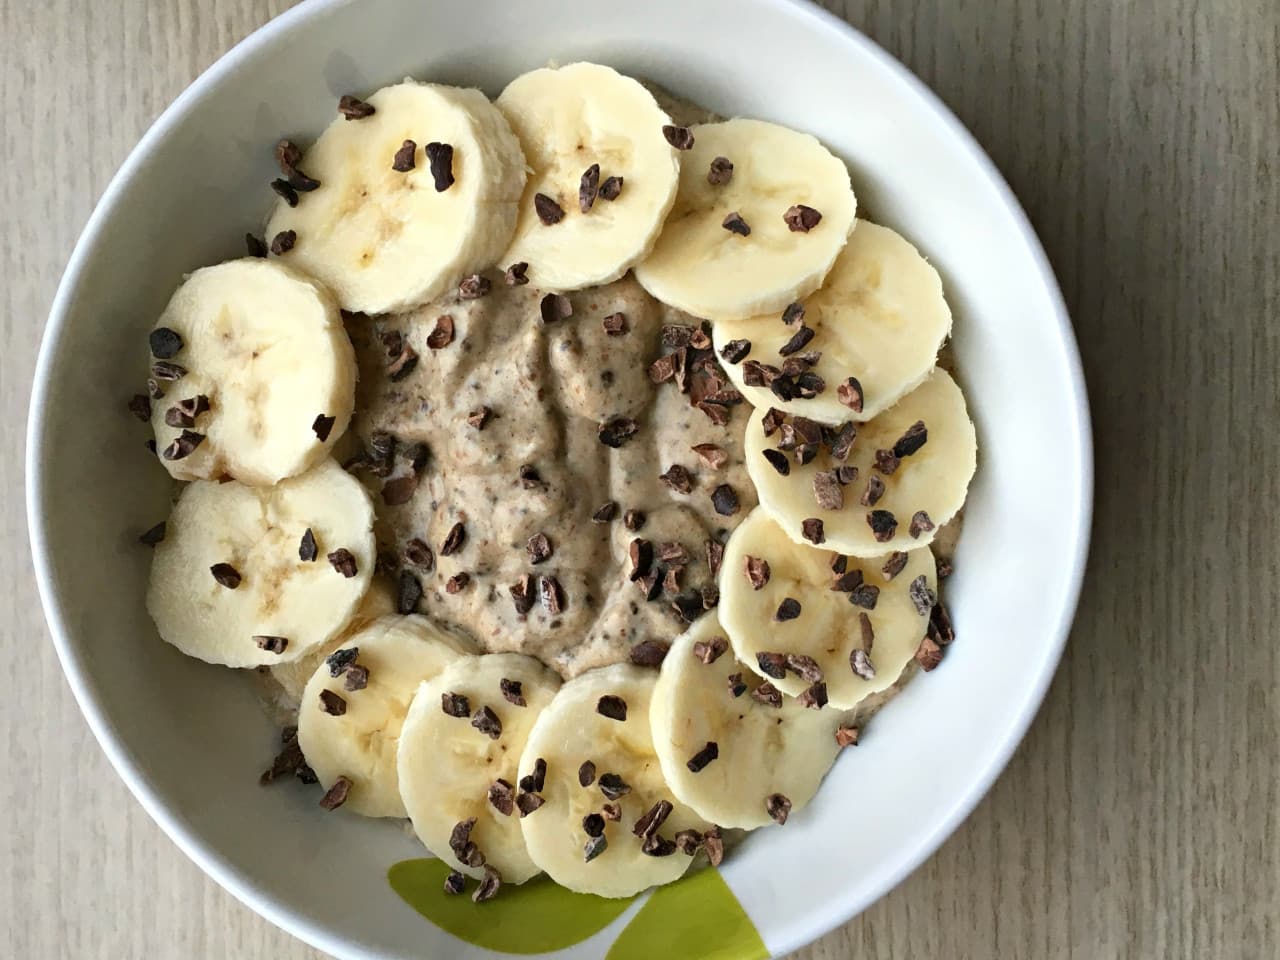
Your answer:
(3, 0), (1277, 957)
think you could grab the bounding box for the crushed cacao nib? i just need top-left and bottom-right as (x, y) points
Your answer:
(270, 230), (296, 255)
(783, 204), (822, 232)
(311, 414), (335, 442)
(720, 339), (751, 363)
(630, 639), (670, 667)
(835, 465), (859, 485)
(210, 563), (241, 589)
(147, 378), (165, 400)
(641, 833), (677, 857)
(578, 163), (601, 212)
(368, 431), (397, 477)
(659, 464), (693, 494)
(525, 532), (554, 565)
(596, 695), (627, 722)
(929, 601), (955, 646)
(337, 94), (375, 119)
(849, 582), (880, 610)
(726, 672), (748, 698)
(794, 372), (825, 398)
(465, 406), (493, 431)
(598, 417), (639, 448)
(916, 635), (944, 671)
(722, 211), (751, 236)
(149, 327), (183, 359)
(151, 360), (186, 381)
(704, 586), (721, 607)
(696, 400), (731, 426)
(742, 360), (778, 387)
(473, 866), (503, 903)
(341, 663), (369, 691)
(832, 568), (863, 592)
(744, 556), (771, 590)
(850, 648), (876, 680)
(872, 450), (900, 477)
(861, 476), (886, 507)
(298, 528), (318, 562)
(577, 761), (597, 788)
(519, 761), (545, 794)
(775, 597), (802, 621)
(761, 408), (786, 437)
(908, 574), (937, 617)
(508, 574), (534, 616)
(534, 192), (564, 225)
(583, 834), (608, 862)
(798, 681), (828, 709)
(756, 652), (787, 679)
(662, 124), (694, 149)
(648, 354), (677, 384)
(859, 611), (875, 650)
(670, 592), (704, 623)
(538, 575), (565, 615)
(582, 812), (606, 838)
(445, 573), (470, 593)
(751, 681), (783, 708)
(829, 422), (857, 461)
(259, 730), (304, 785)
(770, 375), (799, 402)
(441, 692), (470, 717)
(762, 448), (791, 476)
(254, 635), (289, 655)
(598, 773), (630, 800)
(691, 443), (728, 470)
(403, 538), (434, 571)
(813, 471), (843, 510)
(785, 653), (824, 683)
(909, 510), (935, 539)
(705, 538), (725, 577)
(425, 141), (454, 191)
(674, 830), (704, 857)
(540, 292), (573, 323)
(380, 473), (418, 506)
(162, 395), (208, 428)
(710, 484), (739, 516)
(325, 647), (359, 680)
(661, 324), (695, 348)
(458, 274), (491, 300)
(598, 175), (623, 200)
(402, 441), (431, 473)
(601, 312), (628, 336)
(628, 538), (654, 581)
(440, 522), (466, 556)
(835, 725), (861, 748)
(271, 178), (299, 207)
(161, 429), (205, 461)
(831, 554), (848, 574)
(693, 636), (728, 664)
(391, 139), (417, 171)
(426, 315), (455, 349)
(318, 689), (347, 716)
(837, 376), (864, 412)
(635, 569), (659, 601)
(318, 776), (352, 811)
(245, 233), (268, 258)
(128, 394), (151, 421)
(488, 779), (515, 816)
(801, 518), (825, 544)
(893, 420), (928, 458)
(449, 818), (484, 867)
(443, 871), (466, 896)
(937, 557), (953, 579)
(633, 799), (674, 838)
(326, 548), (358, 578)
(397, 569), (423, 613)
(703, 826), (725, 866)
(504, 261), (529, 285)
(706, 154), (735, 185)
(881, 552), (909, 581)
(658, 541), (689, 565)
(766, 793), (792, 824)
(867, 510), (898, 542)
(778, 325), (815, 357)
(471, 705), (503, 740)
(591, 501), (618, 523)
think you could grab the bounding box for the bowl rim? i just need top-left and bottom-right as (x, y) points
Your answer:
(25, 0), (1093, 956)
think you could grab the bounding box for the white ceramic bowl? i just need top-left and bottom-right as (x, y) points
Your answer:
(27, 1), (1091, 957)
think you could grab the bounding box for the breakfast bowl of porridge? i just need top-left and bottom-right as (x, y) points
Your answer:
(26, 0), (1091, 957)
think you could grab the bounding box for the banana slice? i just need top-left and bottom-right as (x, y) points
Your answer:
(712, 221), (951, 422)
(517, 663), (710, 898)
(265, 81), (526, 315)
(146, 458), (375, 667)
(147, 258), (355, 486)
(650, 611), (844, 829)
(297, 614), (476, 818)
(745, 368), (976, 557)
(634, 118), (857, 320)
(719, 508), (937, 709)
(496, 62), (680, 291)
(398, 653), (562, 884)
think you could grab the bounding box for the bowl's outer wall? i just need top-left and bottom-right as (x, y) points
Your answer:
(28, 0), (1090, 957)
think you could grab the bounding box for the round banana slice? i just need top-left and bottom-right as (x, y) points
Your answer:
(398, 653), (561, 884)
(745, 368), (976, 557)
(635, 118), (857, 320)
(496, 62), (680, 291)
(517, 663), (710, 898)
(719, 508), (937, 710)
(147, 258), (355, 487)
(712, 221), (952, 423)
(146, 458), (375, 668)
(651, 611), (845, 829)
(298, 615), (476, 818)
(265, 81), (526, 315)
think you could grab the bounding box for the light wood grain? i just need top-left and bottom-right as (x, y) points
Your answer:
(2, 0), (1277, 957)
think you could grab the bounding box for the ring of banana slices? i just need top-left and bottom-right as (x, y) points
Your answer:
(132, 61), (975, 902)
